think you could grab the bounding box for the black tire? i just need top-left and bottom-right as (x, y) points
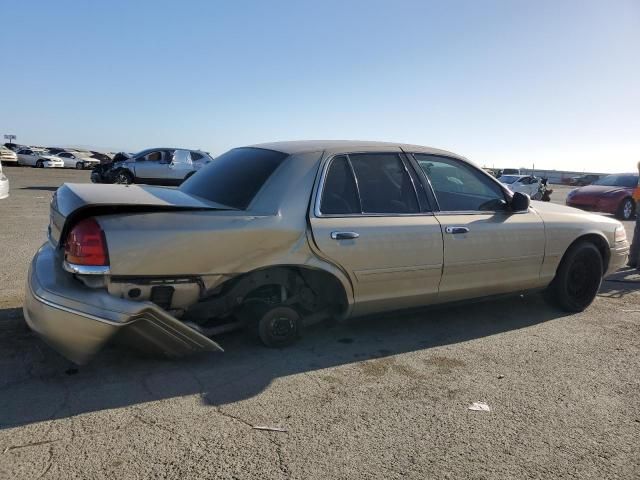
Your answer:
(114, 170), (133, 185)
(75, 161), (84, 170)
(546, 241), (603, 312)
(35, 160), (44, 168)
(616, 198), (635, 221)
(241, 303), (301, 348)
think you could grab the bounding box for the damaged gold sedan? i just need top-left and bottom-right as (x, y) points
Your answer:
(24, 141), (629, 364)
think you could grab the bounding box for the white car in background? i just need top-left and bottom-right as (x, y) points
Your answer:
(16, 148), (64, 168)
(56, 151), (100, 169)
(0, 160), (9, 199)
(498, 174), (542, 198)
(0, 146), (18, 165)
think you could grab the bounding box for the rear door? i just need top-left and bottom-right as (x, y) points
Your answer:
(167, 150), (193, 181)
(412, 154), (546, 301)
(309, 150), (444, 316)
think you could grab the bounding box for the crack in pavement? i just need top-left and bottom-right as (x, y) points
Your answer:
(2, 439), (60, 454)
(35, 446), (53, 479)
(191, 367), (290, 478)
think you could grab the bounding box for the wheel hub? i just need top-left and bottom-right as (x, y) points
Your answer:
(270, 316), (294, 338)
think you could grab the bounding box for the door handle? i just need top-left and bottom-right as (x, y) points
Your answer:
(331, 231), (360, 240)
(445, 226), (469, 235)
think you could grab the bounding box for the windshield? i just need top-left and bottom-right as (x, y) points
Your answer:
(180, 147), (288, 209)
(498, 175), (519, 184)
(592, 175), (638, 188)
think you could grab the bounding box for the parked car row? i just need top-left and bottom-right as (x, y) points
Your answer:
(2, 143), (111, 169)
(23, 140), (630, 365)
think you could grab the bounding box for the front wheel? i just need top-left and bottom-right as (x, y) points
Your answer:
(546, 241), (603, 312)
(114, 170), (133, 185)
(616, 198), (635, 221)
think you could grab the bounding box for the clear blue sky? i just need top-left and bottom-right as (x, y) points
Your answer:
(1, 0), (638, 172)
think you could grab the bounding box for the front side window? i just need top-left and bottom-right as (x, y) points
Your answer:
(415, 154), (507, 212)
(180, 147), (287, 209)
(145, 151), (162, 162)
(593, 175), (638, 188)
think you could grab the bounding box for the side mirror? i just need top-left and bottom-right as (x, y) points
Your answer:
(511, 191), (530, 212)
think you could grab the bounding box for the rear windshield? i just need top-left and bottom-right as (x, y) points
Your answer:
(180, 147), (288, 209)
(498, 175), (519, 184)
(592, 175), (638, 188)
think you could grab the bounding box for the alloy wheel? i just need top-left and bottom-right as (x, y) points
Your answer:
(623, 200), (634, 220)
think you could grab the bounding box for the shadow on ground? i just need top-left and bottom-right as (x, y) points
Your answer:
(0, 293), (570, 430)
(19, 186), (59, 192)
(597, 268), (640, 299)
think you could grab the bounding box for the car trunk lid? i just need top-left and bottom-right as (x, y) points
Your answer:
(49, 183), (232, 247)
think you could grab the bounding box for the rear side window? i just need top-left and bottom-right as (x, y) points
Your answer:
(349, 153), (419, 214)
(180, 147), (287, 209)
(320, 156), (360, 214)
(320, 153), (421, 215)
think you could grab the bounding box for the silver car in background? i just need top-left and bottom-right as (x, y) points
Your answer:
(16, 148), (65, 168)
(56, 151), (100, 170)
(91, 148), (212, 186)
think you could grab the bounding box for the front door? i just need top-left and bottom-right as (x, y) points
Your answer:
(133, 150), (172, 182)
(412, 154), (546, 302)
(310, 151), (444, 316)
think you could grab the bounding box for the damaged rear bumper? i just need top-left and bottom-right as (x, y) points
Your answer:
(24, 243), (223, 364)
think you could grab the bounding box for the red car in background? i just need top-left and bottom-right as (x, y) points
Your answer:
(566, 173), (639, 221)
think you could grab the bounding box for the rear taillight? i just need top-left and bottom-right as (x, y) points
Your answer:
(64, 217), (109, 266)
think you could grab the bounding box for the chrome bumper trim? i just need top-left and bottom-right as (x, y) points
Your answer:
(63, 261), (111, 275)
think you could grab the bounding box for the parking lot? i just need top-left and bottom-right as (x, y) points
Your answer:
(1, 166), (639, 479)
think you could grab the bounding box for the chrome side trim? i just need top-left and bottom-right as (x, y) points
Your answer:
(63, 261), (111, 275)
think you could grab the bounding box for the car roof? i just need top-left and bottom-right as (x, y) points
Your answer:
(247, 140), (467, 159)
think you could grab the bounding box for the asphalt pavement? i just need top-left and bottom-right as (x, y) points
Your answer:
(0, 167), (638, 479)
